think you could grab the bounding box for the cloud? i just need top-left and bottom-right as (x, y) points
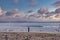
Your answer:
(5, 9), (19, 16)
(55, 8), (60, 13)
(0, 7), (4, 16)
(37, 8), (48, 14)
(55, 14), (60, 18)
(13, 8), (60, 22)
(27, 10), (33, 13)
(53, 1), (60, 7)
(29, 0), (37, 7)
(6, 8), (60, 21)
(13, 0), (18, 4)
(0, 7), (60, 22)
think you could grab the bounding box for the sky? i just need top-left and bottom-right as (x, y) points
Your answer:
(0, 0), (60, 22)
(0, 0), (60, 32)
(0, 0), (58, 12)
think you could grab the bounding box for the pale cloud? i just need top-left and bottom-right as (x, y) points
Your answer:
(55, 8), (60, 13)
(0, 7), (3, 16)
(13, 0), (18, 4)
(37, 8), (48, 14)
(27, 10), (34, 13)
(0, 8), (60, 22)
(53, 1), (60, 7)
(29, 0), (37, 7)
(5, 9), (19, 16)
(49, 14), (60, 21)
(48, 7), (57, 12)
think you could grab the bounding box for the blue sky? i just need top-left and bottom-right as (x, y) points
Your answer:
(0, 0), (58, 13)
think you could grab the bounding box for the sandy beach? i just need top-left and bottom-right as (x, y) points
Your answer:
(0, 32), (60, 40)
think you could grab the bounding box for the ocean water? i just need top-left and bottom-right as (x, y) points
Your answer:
(0, 23), (60, 32)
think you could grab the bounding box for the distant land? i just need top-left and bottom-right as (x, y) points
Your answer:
(0, 21), (60, 23)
